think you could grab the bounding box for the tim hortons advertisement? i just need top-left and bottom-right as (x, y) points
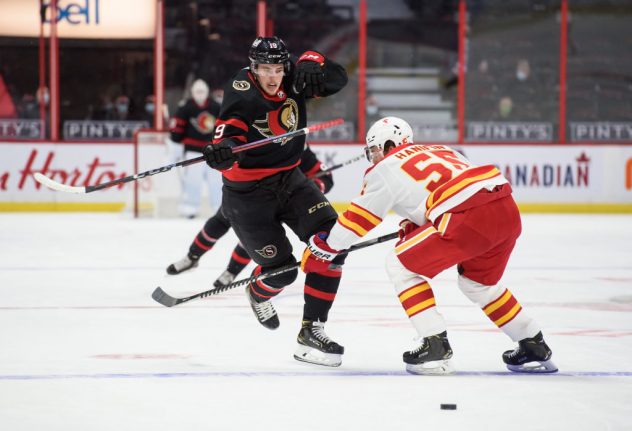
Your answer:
(0, 142), (167, 207)
(0, 0), (156, 39)
(1, 142), (631, 211)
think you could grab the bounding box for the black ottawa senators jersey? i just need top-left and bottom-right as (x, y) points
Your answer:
(169, 98), (221, 153)
(212, 56), (347, 182)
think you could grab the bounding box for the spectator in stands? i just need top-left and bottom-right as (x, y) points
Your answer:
(498, 96), (513, 119)
(18, 93), (38, 119)
(108, 95), (133, 121)
(515, 59), (531, 82)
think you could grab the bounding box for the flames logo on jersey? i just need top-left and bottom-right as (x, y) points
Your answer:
(191, 112), (216, 134)
(252, 99), (299, 145)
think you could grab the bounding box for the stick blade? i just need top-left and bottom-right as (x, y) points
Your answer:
(152, 287), (178, 307)
(34, 173), (86, 194)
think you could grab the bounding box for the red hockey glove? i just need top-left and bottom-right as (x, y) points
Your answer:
(292, 51), (325, 98)
(398, 219), (419, 241)
(300, 231), (341, 273)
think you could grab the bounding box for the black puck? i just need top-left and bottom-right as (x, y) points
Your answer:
(440, 404), (457, 410)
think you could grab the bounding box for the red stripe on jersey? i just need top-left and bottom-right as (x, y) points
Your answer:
(338, 203), (381, 236)
(303, 161), (322, 178)
(400, 287), (435, 312)
(183, 138), (210, 148)
(304, 285), (336, 301)
(487, 296), (519, 323)
(427, 165), (502, 211)
(222, 161), (300, 181)
(215, 117), (248, 132)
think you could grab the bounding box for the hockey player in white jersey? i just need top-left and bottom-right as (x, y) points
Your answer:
(300, 116), (557, 375)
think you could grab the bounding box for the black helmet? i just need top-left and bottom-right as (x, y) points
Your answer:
(248, 36), (291, 74)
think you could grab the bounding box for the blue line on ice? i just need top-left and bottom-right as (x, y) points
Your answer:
(1, 371), (631, 380)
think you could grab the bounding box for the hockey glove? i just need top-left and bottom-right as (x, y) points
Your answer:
(398, 219), (419, 241)
(312, 171), (333, 194)
(301, 231), (341, 274)
(292, 51), (325, 98)
(203, 139), (237, 170)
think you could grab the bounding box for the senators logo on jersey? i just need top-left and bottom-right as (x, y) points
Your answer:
(191, 111), (216, 134)
(252, 98), (299, 145)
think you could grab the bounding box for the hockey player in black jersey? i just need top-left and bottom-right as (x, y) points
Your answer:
(166, 144), (335, 290)
(202, 36), (348, 367)
(169, 79), (222, 218)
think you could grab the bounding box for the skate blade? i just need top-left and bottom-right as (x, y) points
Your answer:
(507, 359), (558, 374)
(294, 345), (342, 367)
(406, 359), (455, 376)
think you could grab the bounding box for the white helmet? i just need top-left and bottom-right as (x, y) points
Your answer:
(365, 116), (414, 163)
(191, 79), (209, 105)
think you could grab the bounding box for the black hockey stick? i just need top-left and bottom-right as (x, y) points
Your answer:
(152, 231), (399, 307)
(34, 118), (345, 194)
(313, 153), (365, 178)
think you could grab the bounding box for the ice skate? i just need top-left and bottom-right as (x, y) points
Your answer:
(294, 320), (344, 367)
(213, 270), (237, 288)
(246, 286), (279, 330)
(166, 253), (199, 275)
(503, 331), (558, 373)
(403, 331), (455, 375)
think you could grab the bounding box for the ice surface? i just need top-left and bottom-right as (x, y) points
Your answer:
(1, 213), (631, 430)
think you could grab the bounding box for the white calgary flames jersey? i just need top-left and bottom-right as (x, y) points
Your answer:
(327, 144), (509, 251)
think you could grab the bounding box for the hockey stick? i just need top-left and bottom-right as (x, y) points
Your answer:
(313, 153), (365, 178)
(152, 231), (399, 307)
(34, 118), (345, 194)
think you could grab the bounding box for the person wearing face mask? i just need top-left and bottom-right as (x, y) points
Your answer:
(108, 95), (132, 121)
(169, 78), (222, 218)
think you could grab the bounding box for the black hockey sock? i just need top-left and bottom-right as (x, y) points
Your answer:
(188, 214), (231, 257)
(302, 271), (342, 322)
(226, 243), (251, 275)
(248, 265), (286, 302)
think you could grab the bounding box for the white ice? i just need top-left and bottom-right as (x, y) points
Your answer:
(1, 212), (631, 430)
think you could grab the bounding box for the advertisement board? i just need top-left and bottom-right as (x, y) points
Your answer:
(0, 0), (156, 39)
(1, 142), (631, 212)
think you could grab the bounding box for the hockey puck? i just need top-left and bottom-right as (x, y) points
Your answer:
(440, 404), (457, 410)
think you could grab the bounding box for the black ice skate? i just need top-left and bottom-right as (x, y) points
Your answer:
(294, 320), (344, 367)
(213, 270), (237, 289)
(166, 253), (199, 275)
(403, 331), (455, 375)
(246, 286), (279, 330)
(503, 331), (558, 373)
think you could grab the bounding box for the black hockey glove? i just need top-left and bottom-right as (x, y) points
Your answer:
(292, 51), (326, 98)
(312, 171), (333, 194)
(203, 139), (237, 170)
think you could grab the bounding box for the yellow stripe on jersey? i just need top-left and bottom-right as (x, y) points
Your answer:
(338, 213), (369, 237)
(399, 282), (431, 302)
(337, 203), (382, 237)
(427, 167), (501, 211)
(405, 298), (436, 317)
(348, 203), (382, 226)
(395, 226), (437, 254)
(494, 303), (522, 327)
(436, 213), (451, 234)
